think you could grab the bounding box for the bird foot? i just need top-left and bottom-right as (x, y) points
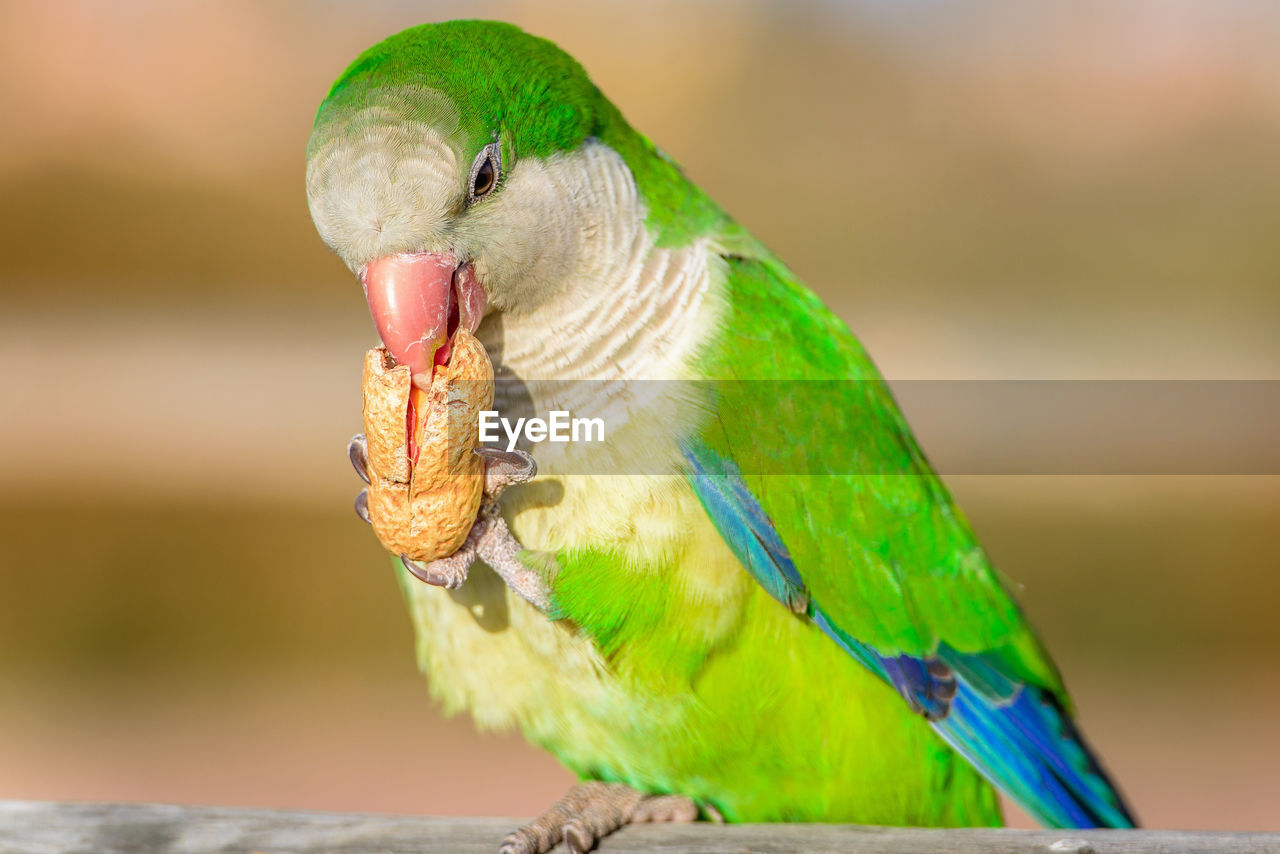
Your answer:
(476, 446), (537, 499)
(499, 782), (698, 854)
(348, 435), (535, 510)
(348, 435), (549, 609)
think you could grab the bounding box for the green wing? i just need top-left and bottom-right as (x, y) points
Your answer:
(683, 246), (1135, 828)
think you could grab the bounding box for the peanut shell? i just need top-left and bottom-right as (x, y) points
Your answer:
(360, 329), (494, 561)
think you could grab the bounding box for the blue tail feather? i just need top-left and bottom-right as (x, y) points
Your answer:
(812, 605), (1136, 828)
(935, 680), (1136, 828)
(684, 441), (1136, 828)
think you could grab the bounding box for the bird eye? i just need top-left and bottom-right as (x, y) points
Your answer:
(467, 142), (501, 204)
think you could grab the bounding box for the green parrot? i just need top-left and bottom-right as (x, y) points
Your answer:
(306, 19), (1135, 853)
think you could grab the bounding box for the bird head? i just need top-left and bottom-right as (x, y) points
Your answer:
(306, 20), (717, 387)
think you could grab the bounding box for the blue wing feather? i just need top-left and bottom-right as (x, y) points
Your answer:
(683, 441), (808, 613)
(684, 441), (1136, 829)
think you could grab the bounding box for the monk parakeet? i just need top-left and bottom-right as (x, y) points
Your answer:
(306, 20), (1135, 853)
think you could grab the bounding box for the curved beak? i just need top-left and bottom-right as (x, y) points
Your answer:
(360, 252), (486, 387)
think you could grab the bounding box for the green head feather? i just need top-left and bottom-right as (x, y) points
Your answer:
(320, 20), (596, 166)
(311, 19), (723, 246)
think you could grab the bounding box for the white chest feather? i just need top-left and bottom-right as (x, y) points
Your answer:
(402, 142), (740, 745)
(472, 141), (725, 553)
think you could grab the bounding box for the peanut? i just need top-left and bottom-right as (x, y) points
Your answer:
(361, 329), (494, 561)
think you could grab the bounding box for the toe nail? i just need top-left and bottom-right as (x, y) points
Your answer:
(498, 831), (531, 854)
(563, 822), (591, 854)
(475, 446), (537, 480)
(354, 489), (370, 523)
(401, 555), (452, 587)
(400, 555), (431, 584)
(348, 434), (370, 484)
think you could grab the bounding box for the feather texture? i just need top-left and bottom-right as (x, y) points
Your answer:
(680, 250), (1135, 827)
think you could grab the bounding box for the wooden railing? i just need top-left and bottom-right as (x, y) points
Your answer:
(0, 801), (1275, 853)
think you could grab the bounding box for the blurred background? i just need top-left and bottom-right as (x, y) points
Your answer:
(1, 0), (1278, 832)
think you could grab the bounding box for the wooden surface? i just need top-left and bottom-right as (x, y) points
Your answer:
(0, 801), (1277, 854)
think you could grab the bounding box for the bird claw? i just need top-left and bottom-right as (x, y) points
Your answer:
(476, 446), (537, 498)
(401, 550), (471, 589)
(350, 435), (372, 524)
(354, 488), (370, 523)
(498, 782), (699, 854)
(395, 497), (492, 589)
(347, 434), (547, 608)
(348, 433), (370, 484)
(347, 434), (535, 519)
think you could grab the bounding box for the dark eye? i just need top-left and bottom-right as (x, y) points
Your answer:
(467, 142), (501, 204)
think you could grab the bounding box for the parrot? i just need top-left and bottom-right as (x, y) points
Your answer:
(305, 19), (1136, 854)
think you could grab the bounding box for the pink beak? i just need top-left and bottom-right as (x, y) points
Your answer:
(361, 252), (486, 387)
